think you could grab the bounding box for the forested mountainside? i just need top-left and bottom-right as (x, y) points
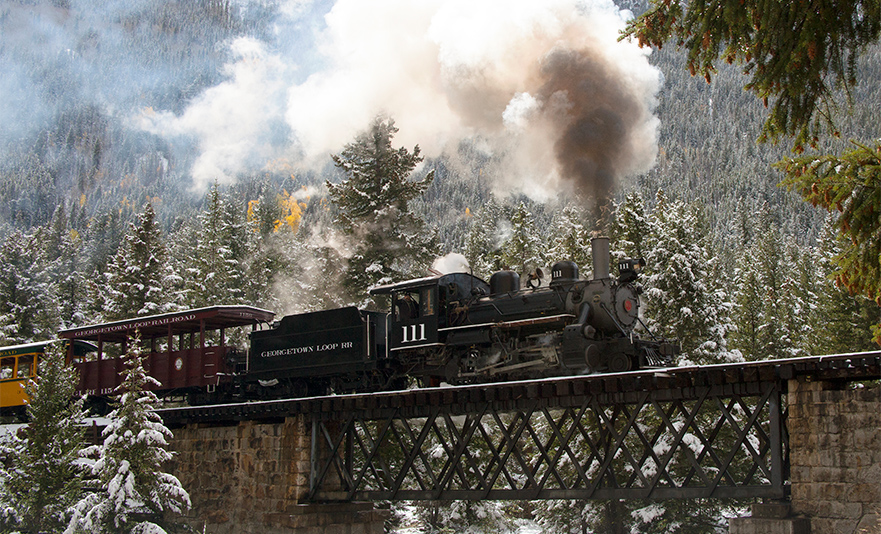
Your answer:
(0, 0), (878, 356)
(1, 3), (880, 532)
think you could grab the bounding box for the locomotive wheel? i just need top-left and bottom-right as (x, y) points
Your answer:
(585, 344), (602, 370)
(608, 353), (633, 373)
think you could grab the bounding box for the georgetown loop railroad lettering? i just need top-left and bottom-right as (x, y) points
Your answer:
(261, 341), (354, 358)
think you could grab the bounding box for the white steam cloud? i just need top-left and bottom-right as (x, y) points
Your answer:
(141, 0), (662, 200)
(432, 253), (470, 274)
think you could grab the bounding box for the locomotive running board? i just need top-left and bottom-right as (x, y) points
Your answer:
(390, 342), (445, 352)
(438, 314), (576, 333)
(493, 314), (576, 330)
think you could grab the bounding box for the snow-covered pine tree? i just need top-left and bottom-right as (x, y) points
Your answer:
(0, 230), (52, 344)
(611, 191), (651, 262)
(326, 116), (437, 308)
(98, 203), (182, 322)
(643, 191), (738, 365)
(753, 207), (790, 359)
(35, 204), (88, 329)
(810, 220), (880, 353)
(499, 201), (545, 277)
(778, 238), (818, 357)
(548, 205), (592, 273)
(463, 198), (504, 280)
(0, 341), (87, 533)
(731, 247), (765, 360)
(184, 183), (246, 308)
(67, 331), (190, 534)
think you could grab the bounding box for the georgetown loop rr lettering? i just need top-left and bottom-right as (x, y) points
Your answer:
(261, 341), (354, 358)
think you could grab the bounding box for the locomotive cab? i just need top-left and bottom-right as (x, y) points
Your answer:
(371, 272), (491, 355)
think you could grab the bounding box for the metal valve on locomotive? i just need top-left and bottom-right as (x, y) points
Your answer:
(371, 237), (677, 386)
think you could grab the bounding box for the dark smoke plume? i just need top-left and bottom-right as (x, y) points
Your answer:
(539, 46), (647, 203)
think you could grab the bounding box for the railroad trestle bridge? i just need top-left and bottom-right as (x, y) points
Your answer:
(161, 353), (879, 516)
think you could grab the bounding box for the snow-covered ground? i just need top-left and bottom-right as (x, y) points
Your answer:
(390, 505), (545, 534)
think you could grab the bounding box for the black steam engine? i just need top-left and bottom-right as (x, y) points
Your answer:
(243, 237), (676, 397)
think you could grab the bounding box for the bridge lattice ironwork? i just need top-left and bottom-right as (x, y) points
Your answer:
(308, 376), (787, 502)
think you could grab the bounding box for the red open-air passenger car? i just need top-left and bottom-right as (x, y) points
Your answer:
(58, 306), (275, 400)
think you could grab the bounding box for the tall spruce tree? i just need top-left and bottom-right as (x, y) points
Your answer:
(499, 201), (545, 277)
(185, 183), (246, 308)
(548, 205), (593, 273)
(810, 221), (880, 353)
(463, 198), (504, 280)
(0, 230), (51, 344)
(68, 331), (190, 534)
(36, 204), (87, 329)
(731, 248), (765, 360)
(779, 143), (881, 343)
(611, 191), (651, 262)
(1, 342), (87, 533)
(97, 203), (181, 321)
(326, 116), (437, 308)
(643, 191), (738, 364)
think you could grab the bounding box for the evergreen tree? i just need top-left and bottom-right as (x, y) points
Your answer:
(810, 221), (879, 353)
(67, 331), (190, 534)
(326, 116), (437, 308)
(548, 205), (593, 273)
(611, 191), (651, 261)
(463, 198), (504, 280)
(779, 142), (881, 343)
(37, 204), (87, 329)
(623, 0), (880, 148)
(624, 3), (881, 344)
(0, 231), (51, 344)
(184, 183), (246, 308)
(753, 208), (790, 359)
(1, 342), (87, 533)
(643, 191), (738, 364)
(731, 248), (765, 360)
(97, 203), (182, 321)
(499, 201), (545, 277)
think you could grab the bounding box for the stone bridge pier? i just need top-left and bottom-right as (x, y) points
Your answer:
(730, 377), (881, 534)
(167, 416), (388, 534)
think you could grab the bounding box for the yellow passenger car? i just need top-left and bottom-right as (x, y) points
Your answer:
(0, 341), (96, 420)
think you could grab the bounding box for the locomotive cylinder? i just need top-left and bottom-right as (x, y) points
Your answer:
(591, 237), (610, 280)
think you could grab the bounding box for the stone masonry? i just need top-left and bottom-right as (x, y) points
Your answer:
(787, 378), (881, 534)
(166, 416), (388, 534)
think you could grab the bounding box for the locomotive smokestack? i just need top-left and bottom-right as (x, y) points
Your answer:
(591, 237), (610, 280)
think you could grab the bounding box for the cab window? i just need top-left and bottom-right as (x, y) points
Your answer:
(419, 287), (435, 316)
(17, 355), (34, 379)
(394, 292), (420, 321)
(0, 357), (14, 380)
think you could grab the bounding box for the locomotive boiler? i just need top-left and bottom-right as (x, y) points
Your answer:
(370, 237), (676, 386)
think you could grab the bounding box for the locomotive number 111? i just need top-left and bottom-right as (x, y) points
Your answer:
(401, 324), (427, 344)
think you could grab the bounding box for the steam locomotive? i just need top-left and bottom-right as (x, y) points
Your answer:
(2, 237), (676, 415)
(244, 237), (676, 397)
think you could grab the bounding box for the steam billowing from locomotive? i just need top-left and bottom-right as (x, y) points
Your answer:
(136, 0), (662, 199)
